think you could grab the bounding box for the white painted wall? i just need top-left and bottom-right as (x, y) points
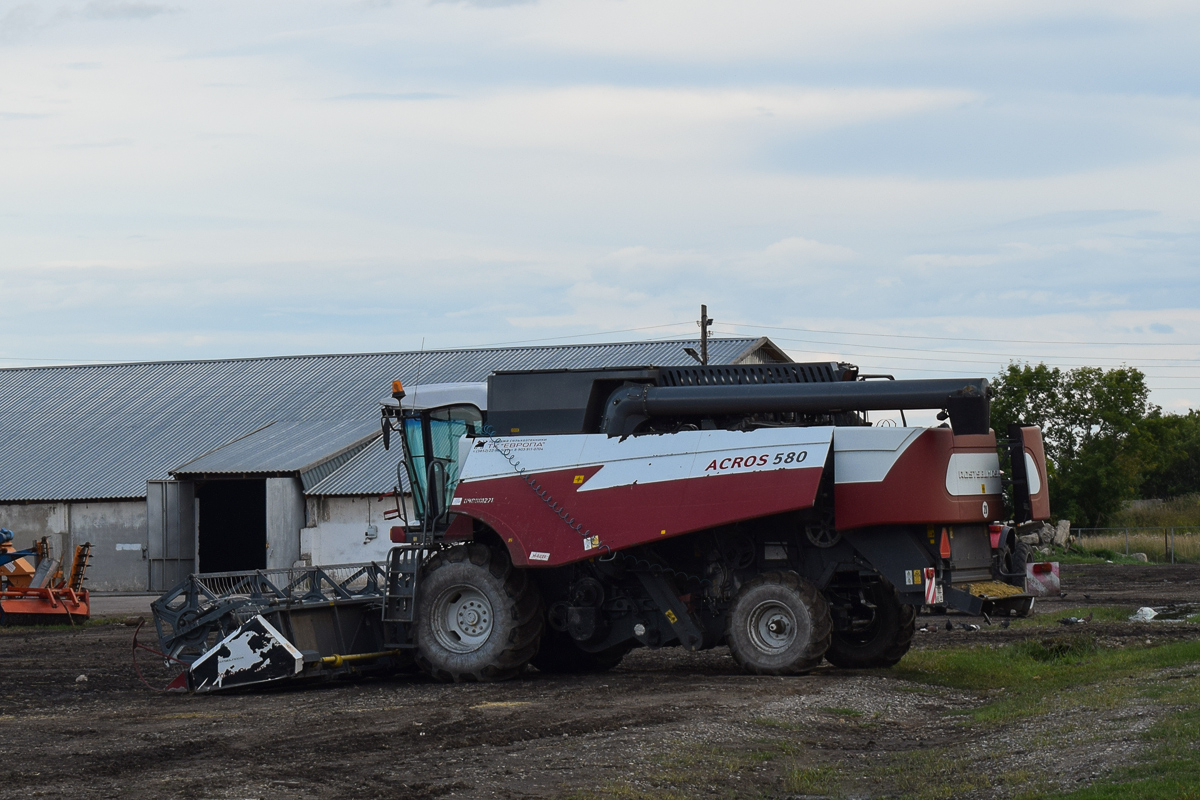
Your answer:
(300, 495), (414, 566)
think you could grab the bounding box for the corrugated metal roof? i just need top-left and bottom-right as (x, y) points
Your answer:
(305, 436), (400, 497)
(171, 418), (379, 480)
(0, 338), (779, 502)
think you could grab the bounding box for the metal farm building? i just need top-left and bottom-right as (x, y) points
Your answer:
(0, 338), (788, 592)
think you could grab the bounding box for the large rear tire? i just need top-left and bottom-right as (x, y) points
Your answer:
(415, 544), (543, 683)
(725, 571), (831, 675)
(531, 629), (633, 674)
(999, 539), (1034, 587)
(824, 579), (915, 669)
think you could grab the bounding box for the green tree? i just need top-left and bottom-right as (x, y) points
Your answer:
(990, 363), (1153, 526)
(1137, 410), (1200, 499)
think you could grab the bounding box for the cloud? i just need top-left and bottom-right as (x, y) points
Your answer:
(758, 237), (856, 264)
(431, 0), (537, 6)
(358, 86), (976, 163)
(904, 253), (1009, 269)
(995, 209), (1160, 231)
(0, 0), (1198, 414)
(83, 2), (175, 21)
(0, 112), (51, 121)
(0, 3), (40, 40)
(327, 92), (452, 102)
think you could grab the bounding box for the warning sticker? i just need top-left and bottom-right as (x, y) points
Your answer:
(904, 569), (923, 586)
(582, 535), (601, 552)
(529, 551), (550, 562)
(924, 567), (938, 605)
(664, 609), (678, 624)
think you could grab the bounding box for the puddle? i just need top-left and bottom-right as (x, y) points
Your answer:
(1131, 603), (1200, 622)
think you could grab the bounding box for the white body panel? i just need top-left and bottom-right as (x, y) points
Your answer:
(458, 427), (835, 492)
(831, 427), (924, 484)
(945, 452), (1004, 496)
(379, 383), (488, 412)
(1024, 452), (1043, 495)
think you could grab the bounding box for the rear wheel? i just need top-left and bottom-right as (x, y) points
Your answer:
(825, 579), (915, 669)
(725, 571), (831, 675)
(531, 629), (633, 674)
(415, 544), (543, 682)
(998, 538), (1034, 587)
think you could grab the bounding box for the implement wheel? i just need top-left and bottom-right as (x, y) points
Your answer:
(531, 628), (633, 674)
(825, 578), (915, 669)
(416, 544), (543, 682)
(725, 571), (831, 675)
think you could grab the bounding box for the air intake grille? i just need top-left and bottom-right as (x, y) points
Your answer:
(656, 362), (856, 387)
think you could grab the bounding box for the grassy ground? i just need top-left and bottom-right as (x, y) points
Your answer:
(1031, 537), (1200, 565)
(819, 635), (1200, 798)
(1073, 532), (1200, 564)
(568, 614), (1200, 800)
(1052, 547), (1153, 565)
(1109, 494), (1200, 529)
(1064, 493), (1200, 564)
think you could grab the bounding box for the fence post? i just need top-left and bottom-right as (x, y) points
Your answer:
(1170, 527), (1175, 564)
(1125, 527), (1129, 556)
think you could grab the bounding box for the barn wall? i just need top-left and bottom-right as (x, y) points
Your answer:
(300, 495), (414, 566)
(69, 502), (148, 591)
(0, 500), (148, 592)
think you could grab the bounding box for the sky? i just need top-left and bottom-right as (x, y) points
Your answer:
(1, 0), (1198, 412)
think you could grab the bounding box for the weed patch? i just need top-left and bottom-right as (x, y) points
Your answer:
(785, 764), (836, 795)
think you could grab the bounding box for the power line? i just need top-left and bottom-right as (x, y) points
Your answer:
(844, 363), (1199, 391)
(474, 321), (694, 347)
(747, 339), (1200, 375)
(732, 331), (1200, 364)
(0, 355), (111, 364)
(787, 350), (1200, 378)
(719, 321), (1200, 348)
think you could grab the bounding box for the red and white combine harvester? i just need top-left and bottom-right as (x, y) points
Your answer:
(378, 362), (1050, 680)
(148, 361), (1049, 691)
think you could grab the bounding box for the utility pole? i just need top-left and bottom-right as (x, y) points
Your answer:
(699, 304), (713, 365)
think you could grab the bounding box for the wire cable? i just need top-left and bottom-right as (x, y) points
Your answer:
(718, 321), (1200, 348)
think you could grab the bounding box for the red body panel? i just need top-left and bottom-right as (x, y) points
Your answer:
(452, 464), (824, 567)
(835, 429), (1003, 530)
(1018, 426), (1052, 520)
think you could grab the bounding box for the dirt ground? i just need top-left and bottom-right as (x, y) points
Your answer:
(2, 563), (1198, 800)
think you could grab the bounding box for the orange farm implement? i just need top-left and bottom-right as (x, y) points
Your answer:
(0, 529), (92, 624)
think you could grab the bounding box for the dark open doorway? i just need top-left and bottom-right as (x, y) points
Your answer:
(197, 480), (266, 572)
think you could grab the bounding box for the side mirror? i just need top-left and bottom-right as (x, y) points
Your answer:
(381, 416), (391, 450)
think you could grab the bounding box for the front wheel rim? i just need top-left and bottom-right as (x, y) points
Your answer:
(430, 584), (494, 654)
(747, 600), (800, 654)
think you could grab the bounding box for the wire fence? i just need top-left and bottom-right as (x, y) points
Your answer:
(1073, 527), (1200, 564)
